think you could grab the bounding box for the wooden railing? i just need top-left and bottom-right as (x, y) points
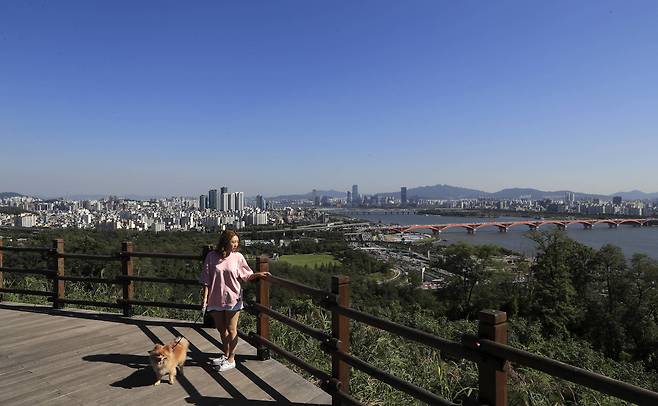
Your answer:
(1, 238), (658, 405)
(0, 238), (209, 315)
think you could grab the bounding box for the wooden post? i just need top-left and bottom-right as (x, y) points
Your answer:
(201, 245), (214, 328)
(52, 239), (65, 309)
(0, 237), (4, 302)
(478, 309), (508, 406)
(256, 256), (270, 360)
(121, 242), (134, 317)
(331, 275), (350, 404)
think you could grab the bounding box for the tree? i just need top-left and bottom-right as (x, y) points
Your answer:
(525, 230), (583, 336)
(436, 242), (500, 317)
(623, 254), (658, 366)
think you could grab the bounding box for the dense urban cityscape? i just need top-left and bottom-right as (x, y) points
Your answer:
(1, 184), (655, 232)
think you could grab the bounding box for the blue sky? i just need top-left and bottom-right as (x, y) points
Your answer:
(2, 1), (658, 197)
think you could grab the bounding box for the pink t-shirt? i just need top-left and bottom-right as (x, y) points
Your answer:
(200, 251), (254, 308)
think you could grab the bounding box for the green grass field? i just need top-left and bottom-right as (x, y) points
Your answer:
(278, 253), (341, 268)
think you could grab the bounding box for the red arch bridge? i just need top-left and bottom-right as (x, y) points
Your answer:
(385, 218), (653, 234)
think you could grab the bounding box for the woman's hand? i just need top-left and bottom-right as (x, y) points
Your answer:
(250, 272), (271, 280)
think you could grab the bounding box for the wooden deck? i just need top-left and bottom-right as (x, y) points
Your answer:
(0, 303), (332, 406)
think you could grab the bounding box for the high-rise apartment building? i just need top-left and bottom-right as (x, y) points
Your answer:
(208, 189), (218, 210)
(234, 192), (244, 212)
(346, 191), (352, 205)
(219, 190), (228, 211)
(401, 187), (407, 206)
(199, 195), (207, 210)
(14, 213), (37, 227)
(565, 192), (575, 204)
(222, 192), (232, 212)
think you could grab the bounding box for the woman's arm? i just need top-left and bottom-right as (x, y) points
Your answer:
(202, 286), (209, 307)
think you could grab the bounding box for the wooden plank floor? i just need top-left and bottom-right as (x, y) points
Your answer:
(0, 303), (331, 406)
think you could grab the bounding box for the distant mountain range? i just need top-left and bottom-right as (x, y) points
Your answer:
(267, 184), (658, 201)
(3, 185), (657, 202)
(0, 192), (25, 199)
(610, 190), (658, 200)
(0, 192), (164, 201)
(268, 190), (346, 201)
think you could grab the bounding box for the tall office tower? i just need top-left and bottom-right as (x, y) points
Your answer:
(221, 192), (231, 212)
(256, 195), (267, 210)
(613, 196), (622, 205)
(234, 192), (244, 212)
(199, 195), (207, 210)
(256, 195), (266, 210)
(346, 191), (352, 205)
(208, 189), (218, 210)
(352, 184), (360, 206)
(400, 187), (408, 206)
(219, 186), (228, 211)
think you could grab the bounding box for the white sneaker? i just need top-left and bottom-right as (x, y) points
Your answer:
(210, 355), (227, 366)
(218, 360), (236, 372)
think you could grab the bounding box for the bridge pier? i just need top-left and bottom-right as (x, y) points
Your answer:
(583, 224), (593, 230)
(609, 223), (618, 229)
(497, 226), (508, 233)
(557, 224), (566, 231)
(467, 228), (476, 234)
(529, 225), (538, 231)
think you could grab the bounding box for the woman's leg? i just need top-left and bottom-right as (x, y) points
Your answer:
(211, 311), (229, 355)
(225, 310), (240, 363)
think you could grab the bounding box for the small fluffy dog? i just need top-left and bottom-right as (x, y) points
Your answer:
(148, 337), (189, 385)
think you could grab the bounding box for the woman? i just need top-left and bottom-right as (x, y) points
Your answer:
(200, 229), (269, 371)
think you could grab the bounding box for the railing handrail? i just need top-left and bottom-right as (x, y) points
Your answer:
(248, 301), (334, 344)
(126, 251), (203, 260)
(0, 243), (205, 261)
(334, 350), (456, 406)
(0, 267), (56, 276)
(327, 302), (480, 362)
(265, 274), (336, 302)
(0, 246), (51, 253)
(472, 336), (658, 405)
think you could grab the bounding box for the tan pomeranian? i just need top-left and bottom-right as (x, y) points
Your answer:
(148, 337), (189, 385)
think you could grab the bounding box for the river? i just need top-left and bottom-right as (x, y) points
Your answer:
(333, 210), (658, 259)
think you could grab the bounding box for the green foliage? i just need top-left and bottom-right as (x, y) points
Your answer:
(278, 253), (341, 268)
(524, 231), (583, 335)
(435, 242), (504, 318)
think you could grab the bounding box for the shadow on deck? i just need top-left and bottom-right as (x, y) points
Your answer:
(0, 303), (331, 406)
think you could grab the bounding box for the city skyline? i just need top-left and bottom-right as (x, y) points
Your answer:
(3, 181), (658, 201)
(3, 1), (658, 196)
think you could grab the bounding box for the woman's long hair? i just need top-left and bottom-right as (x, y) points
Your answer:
(215, 229), (239, 258)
